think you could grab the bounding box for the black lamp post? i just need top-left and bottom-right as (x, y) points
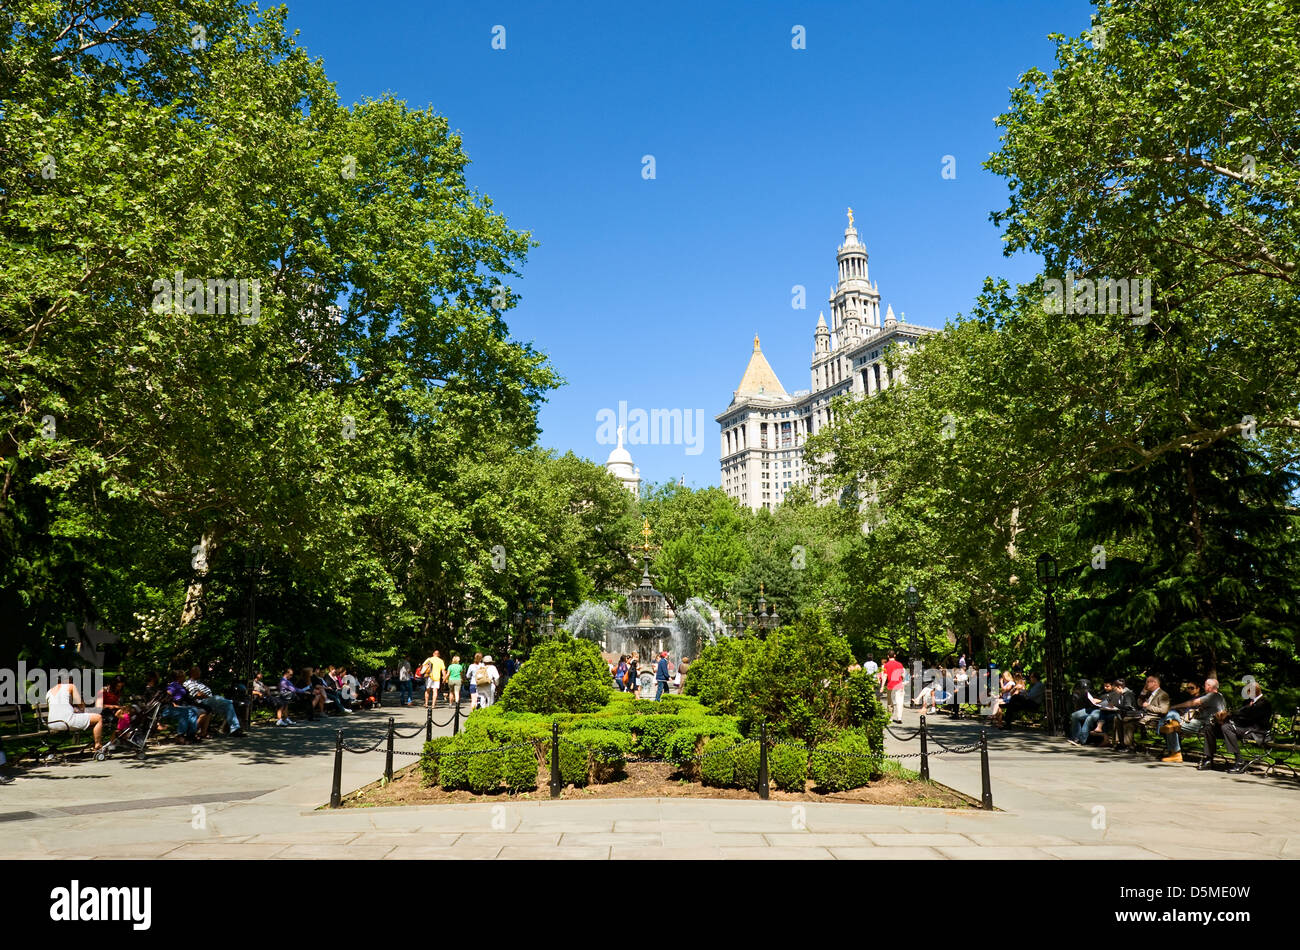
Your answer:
(905, 585), (919, 667)
(1036, 552), (1066, 737)
(755, 582), (780, 634)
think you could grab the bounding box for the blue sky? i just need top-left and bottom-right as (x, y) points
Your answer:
(284, 0), (1094, 487)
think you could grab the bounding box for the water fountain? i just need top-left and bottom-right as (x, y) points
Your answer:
(563, 519), (727, 696)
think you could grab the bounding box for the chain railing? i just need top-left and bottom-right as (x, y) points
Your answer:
(327, 709), (995, 810)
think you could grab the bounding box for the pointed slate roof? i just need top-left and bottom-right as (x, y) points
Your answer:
(735, 335), (787, 397)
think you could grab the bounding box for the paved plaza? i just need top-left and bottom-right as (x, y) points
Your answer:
(1, 705), (1296, 859)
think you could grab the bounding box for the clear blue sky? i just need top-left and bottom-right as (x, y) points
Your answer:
(284, 0), (1094, 487)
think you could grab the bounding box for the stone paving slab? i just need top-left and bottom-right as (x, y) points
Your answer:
(937, 846), (1059, 860)
(719, 847), (834, 859)
(611, 847), (727, 860)
(829, 846), (940, 859)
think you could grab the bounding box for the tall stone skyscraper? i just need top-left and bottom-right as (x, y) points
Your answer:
(717, 210), (937, 511)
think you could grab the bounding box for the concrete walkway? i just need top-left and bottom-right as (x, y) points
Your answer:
(1, 704), (1296, 859)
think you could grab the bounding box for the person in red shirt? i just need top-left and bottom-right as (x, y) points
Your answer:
(882, 651), (906, 724)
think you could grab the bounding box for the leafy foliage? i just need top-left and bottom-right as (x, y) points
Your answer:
(499, 637), (611, 714)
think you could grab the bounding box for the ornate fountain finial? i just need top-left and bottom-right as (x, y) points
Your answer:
(640, 516), (653, 554)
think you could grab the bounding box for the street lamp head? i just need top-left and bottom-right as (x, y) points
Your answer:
(1035, 552), (1058, 590)
(905, 585), (919, 607)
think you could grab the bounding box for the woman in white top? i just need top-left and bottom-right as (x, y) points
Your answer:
(45, 678), (105, 750)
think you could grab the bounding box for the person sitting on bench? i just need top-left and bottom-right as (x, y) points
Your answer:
(1118, 675), (1170, 748)
(45, 676), (105, 751)
(280, 668), (325, 720)
(1161, 677), (1225, 765)
(998, 671), (1045, 728)
(1206, 680), (1273, 774)
(253, 672), (293, 725)
(184, 666), (244, 738)
(1068, 680), (1107, 745)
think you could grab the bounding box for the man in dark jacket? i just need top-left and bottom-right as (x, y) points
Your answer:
(654, 651), (670, 701)
(1207, 682), (1273, 773)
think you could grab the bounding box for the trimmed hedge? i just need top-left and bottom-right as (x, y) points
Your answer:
(502, 742), (539, 791)
(500, 637), (611, 714)
(733, 741), (761, 790)
(437, 737), (472, 790)
(808, 729), (875, 791)
(465, 739), (502, 793)
(421, 735), (454, 786)
(567, 728), (630, 783)
(699, 735), (740, 787)
(769, 743), (808, 792)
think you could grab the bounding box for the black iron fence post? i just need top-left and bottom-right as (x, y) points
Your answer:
(920, 715), (929, 781)
(425, 704), (433, 744)
(549, 722), (562, 798)
(979, 729), (993, 810)
(453, 701), (461, 736)
(758, 722), (769, 800)
(384, 717), (395, 783)
(329, 730), (343, 808)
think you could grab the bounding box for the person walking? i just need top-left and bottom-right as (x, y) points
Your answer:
(654, 651), (670, 701)
(625, 653), (640, 697)
(675, 656), (690, 694)
(882, 651), (905, 723)
(476, 655), (500, 707)
(398, 658), (414, 706)
(420, 650), (446, 708)
(466, 653), (484, 709)
(446, 655), (464, 707)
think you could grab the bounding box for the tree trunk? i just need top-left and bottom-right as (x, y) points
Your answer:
(179, 529), (219, 628)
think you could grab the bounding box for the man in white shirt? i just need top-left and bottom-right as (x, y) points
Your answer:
(863, 656), (879, 677)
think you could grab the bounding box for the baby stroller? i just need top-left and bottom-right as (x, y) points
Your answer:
(95, 695), (164, 761)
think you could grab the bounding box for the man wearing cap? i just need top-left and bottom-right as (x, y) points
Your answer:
(654, 651), (670, 701)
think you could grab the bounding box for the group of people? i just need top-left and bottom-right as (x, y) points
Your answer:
(611, 652), (688, 700)
(397, 652), (506, 710)
(37, 649), (519, 752)
(1068, 674), (1275, 772)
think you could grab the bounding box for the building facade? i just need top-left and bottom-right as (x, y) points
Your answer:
(717, 211), (938, 511)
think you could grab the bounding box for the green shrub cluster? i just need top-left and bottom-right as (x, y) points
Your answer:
(769, 743), (808, 792)
(420, 735), (455, 786)
(699, 735), (743, 787)
(808, 729), (875, 791)
(499, 637), (611, 714)
(682, 611), (859, 745)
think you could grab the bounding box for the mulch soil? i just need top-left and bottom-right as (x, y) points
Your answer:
(339, 759), (977, 808)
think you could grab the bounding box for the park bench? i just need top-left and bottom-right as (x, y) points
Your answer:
(1238, 708), (1300, 779)
(0, 703), (92, 763)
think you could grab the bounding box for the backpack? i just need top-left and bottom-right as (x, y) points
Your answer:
(475, 664), (490, 686)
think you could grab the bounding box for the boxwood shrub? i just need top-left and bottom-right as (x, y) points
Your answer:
(733, 740), (762, 790)
(568, 728), (630, 783)
(543, 735), (591, 787)
(421, 736), (454, 786)
(502, 742), (539, 791)
(808, 729), (874, 791)
(465, 740), (502, 793)
(500, 637), (611, 714)
(437, 736), (472, 790)
(769, 743), (808, 792)
(630, 714), (687, 757)
(699, 735), (740, 787)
